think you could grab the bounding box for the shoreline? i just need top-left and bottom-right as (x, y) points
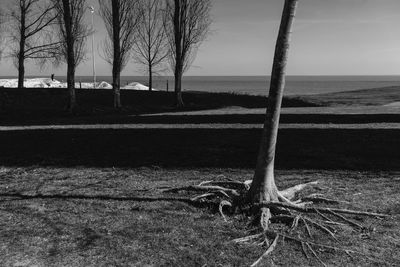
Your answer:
(1, 76), (400, 96)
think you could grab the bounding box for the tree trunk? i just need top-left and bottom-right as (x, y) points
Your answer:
(63, 0), (76, 114)
(247, 0), (298, 204)
(17, 6), (26, 89)
(173, 0), (184, 108)
(17, 52), (25, 89)
(113, 70), (121, 109)
(112, 0), (122, 109)
(174, 67), (184, 108)
(149, 65), (153, 92)
(66, 59), (76, 113)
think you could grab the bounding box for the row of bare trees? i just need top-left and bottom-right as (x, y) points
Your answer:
(99, 0), (211, 108)
(1, 0), (212, 111)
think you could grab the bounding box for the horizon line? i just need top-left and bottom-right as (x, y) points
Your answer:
(1, 74), (400, 78)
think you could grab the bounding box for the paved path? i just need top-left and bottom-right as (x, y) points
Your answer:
(1, 123), (400, 131)
(1, 105), (399, 131)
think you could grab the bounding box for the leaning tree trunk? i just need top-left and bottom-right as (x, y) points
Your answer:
(247, 0), (298, 210)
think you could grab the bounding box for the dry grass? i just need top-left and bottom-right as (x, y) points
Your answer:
(0, 167), (399, 266)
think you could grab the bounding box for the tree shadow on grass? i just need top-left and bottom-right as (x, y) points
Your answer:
(0, 128), (399, 170)
(3, 113), (400, 126)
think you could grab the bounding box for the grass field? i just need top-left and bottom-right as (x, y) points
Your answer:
(0, 167), (399, 266)
(0, 86), (399, 266)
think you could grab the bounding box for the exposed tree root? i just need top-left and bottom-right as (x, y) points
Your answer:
(279, 181), (319, 200)
(250, 233), (279, 267)
(276, 232), (392, 265)
(163, 179), (390, 266)
(259, 202), (388, 218)
(300, 193), (345, 205)
(219, 200), (232, 222)
(199, 180), (250, 190)
(164, 185), (240, 197)
(3, 177), (391, 265)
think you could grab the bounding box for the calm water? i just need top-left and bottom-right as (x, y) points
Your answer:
(10, 75), (400, 96)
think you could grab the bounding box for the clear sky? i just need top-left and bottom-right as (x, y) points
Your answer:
(1, 0), (400, 76)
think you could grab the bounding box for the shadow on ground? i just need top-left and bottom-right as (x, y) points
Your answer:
(0, 128), (399, 170)
(2, 113), (400, 126)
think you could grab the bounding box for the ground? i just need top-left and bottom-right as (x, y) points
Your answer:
(0, 167), (399, 266)
(0, 86), (399, 266)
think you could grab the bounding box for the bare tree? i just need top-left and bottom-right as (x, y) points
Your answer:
(9, 0), (60, 88)
(164, 0), (212, 108)
(132, 0), (168, 92)
(51, 0), (91, 113)
(99, 0), (141, 109)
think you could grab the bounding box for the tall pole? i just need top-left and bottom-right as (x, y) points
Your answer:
(90, 6), (96, 88)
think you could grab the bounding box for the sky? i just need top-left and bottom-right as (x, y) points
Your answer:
(1, 0), (400, 76)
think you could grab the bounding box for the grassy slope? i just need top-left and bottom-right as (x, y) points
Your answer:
(0, 86), (399, 266)
(300, 86), (400, 106)
(0, 88), (313, 122)
(1, 86), (399, 126)
(0, 167), (399, 266)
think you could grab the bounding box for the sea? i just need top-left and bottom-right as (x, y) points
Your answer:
(7, 75), (400, 96)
